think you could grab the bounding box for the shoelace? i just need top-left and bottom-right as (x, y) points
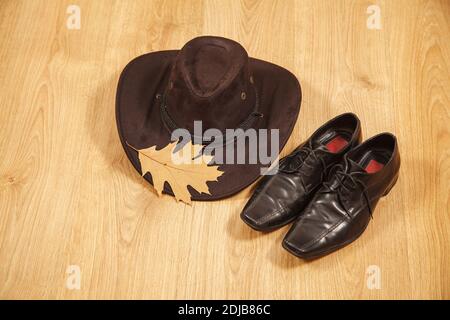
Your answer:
(322, 164), (374, 219)
(279, 145), (327, 174)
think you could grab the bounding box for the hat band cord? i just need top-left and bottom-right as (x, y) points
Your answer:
(159, 84), (263, 147)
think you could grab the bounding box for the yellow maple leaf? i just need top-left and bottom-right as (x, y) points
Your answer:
(127, 140), (223, 204)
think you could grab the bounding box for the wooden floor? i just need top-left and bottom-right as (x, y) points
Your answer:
(0, 0), (449, 300)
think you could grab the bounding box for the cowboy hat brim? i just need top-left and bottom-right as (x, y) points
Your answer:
(116, 50), (301, 201)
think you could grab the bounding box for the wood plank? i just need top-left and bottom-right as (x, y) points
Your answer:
(0, 0), (448, 299)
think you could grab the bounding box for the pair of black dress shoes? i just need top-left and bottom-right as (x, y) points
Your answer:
(240, 113), (400, 259)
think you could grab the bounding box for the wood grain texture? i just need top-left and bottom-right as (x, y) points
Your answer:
(0, 0), (449, 299)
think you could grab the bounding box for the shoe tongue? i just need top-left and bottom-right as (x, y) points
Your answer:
(283, 142), (325, 171)
(315, 144), (339, 162)
(346, 158), (366, 174)
(315, 144), (329, 152)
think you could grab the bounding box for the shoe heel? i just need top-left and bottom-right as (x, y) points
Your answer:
(383, 175), (399, 197)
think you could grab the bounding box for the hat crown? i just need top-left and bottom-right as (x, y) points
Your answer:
(165, 36), (256, 133)
(178, 36), (247, 97)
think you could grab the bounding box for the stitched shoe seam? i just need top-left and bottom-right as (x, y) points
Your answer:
(251, 202), (290, 224)
(284, 218), (367, 258)
(298, 218), (347, 251)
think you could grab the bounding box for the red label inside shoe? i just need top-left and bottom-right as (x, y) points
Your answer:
(365, 159), (385, 174)
(325, 135), (349, 153)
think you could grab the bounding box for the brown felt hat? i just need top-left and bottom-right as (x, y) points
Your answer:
(116, 36), (301, 201)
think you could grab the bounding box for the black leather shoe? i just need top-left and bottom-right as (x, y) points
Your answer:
(283, 133), (400, 259)
(240, 113), (362, 232)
